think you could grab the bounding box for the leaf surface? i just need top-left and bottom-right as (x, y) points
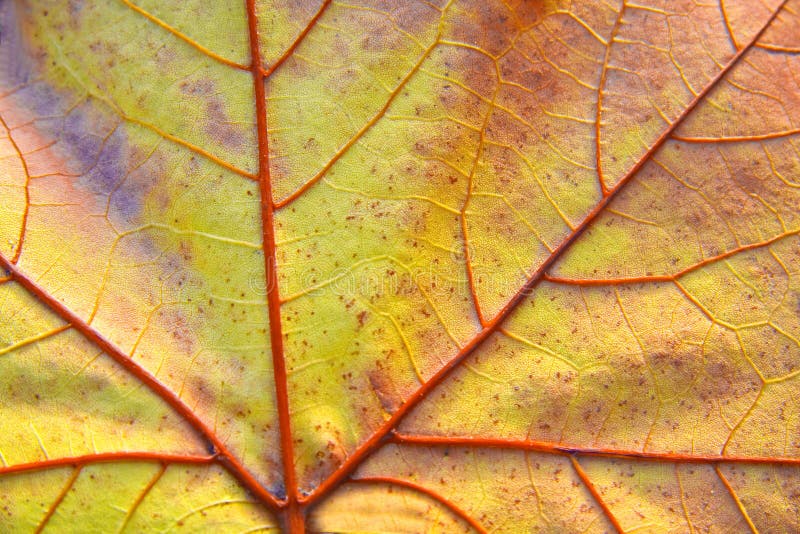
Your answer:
(1, 0), (800, 531)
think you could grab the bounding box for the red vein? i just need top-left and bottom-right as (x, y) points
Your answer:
(350, 477), (487, 533)
(569, 455), (625, 534)
(715, 465), (759, 533)
(261, 0), (331, 78)
(245, 0), (301, 530)
(0, 253), (282, 510)
(3, 0), (331, 523)
(0, 113), (31, 264)
(0, 452), (214, 476)
(672, 127), (800, 143)
(34, 465), (82, 534)
(596, 5), (626, 196)
(390, 434), (800, 466)
(301, 1), (789, 507)
(543, 228), (799, 286)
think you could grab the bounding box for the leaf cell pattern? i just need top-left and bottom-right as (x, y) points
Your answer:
(1, 0), (800, 531)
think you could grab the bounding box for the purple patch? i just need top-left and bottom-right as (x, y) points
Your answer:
(0, 1), (33, 89)
(32, 94), (147, 223)
(79, 126), (127, 195)
(111, 157), (161, 225)
(17, 82), (65, 119)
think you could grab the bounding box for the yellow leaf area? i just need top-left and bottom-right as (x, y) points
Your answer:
(1, 0), (799, 532)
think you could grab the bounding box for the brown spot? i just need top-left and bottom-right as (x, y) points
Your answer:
(368, 368), (405, 414)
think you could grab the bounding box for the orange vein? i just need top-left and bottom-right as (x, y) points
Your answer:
(119, 0), (250, 70)
(461, 84), (501, 326)
(0, 324), (71, 358)
(675, 465), (696, 534)
(0, 253), (282, 511)
(569, 455), (624, 534)
(543, 228), (799, 286)
(672, 127), (800, 143)
(34, 465), (82, 534)
(351, 477), (487, 533)
(390, 433), (800, 466)
(0, 452), (214, 476)
(119, 462), (167, 533)
(122, 114), (257, 179)
(0, 113), (31, 263)
(756, 43), (800, 53)
(63, 96), (255, 179)
(262, 0), (332, 78)
(715, 465), (758, 533)
(273, 37), (441, 209)
(720, 0), (740, 51)
(301, 0), (789, 508)
(596, 4), (626, 196)
(244, 0), (301, 530)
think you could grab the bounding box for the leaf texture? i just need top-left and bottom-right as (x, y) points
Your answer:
(1, 0), (800, 531)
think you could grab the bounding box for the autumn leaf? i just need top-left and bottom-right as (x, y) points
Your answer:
(1, 0), (800, 531)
